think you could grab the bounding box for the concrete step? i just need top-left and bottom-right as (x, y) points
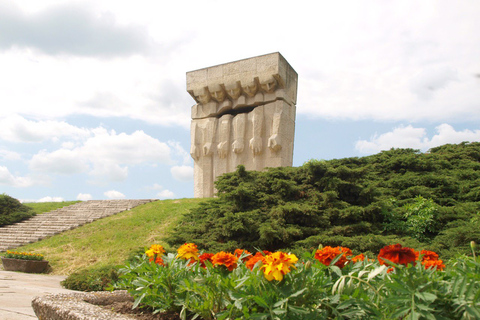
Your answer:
(0, 199), (156, 251)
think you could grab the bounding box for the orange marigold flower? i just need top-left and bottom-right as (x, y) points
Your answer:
(260, 251), (298, 281)
(234, 249), (252, 261)
(149, 256), (165, 266)
(211, 252), (238, 271)
(351, 253), (365, 263)
(245, 252), (268, 270)
(423, 259), (445, 271)
(145, 244), (166, 258)
(415, 250), (444, 271)
(378, 244), (416, 267)
(177, 243), (199, 261)
(314, 246), (352, 268)
(418, 250), (439, 262)
(198, 253), (214, 268)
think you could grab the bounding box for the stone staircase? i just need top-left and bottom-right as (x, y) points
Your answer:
(0, 199), (156, 252)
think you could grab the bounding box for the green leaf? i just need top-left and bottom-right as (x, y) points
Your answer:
(465, 305), (480, 318)
(252, 296), (270, 309)
(288, 305), (310, 314)
(368, 265), (386, 281)
(273, 299), (288, 308)
(330, 265), (342, 277)
(272, 308), (287, 315)
(289, 288), (307, 298)
(132, 292), (146, 309)
(415, 292), (437, 302)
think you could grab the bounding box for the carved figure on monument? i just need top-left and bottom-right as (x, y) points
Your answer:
(187, 52), (298, 198)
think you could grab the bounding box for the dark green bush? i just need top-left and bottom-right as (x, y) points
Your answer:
(0, 194), (35, 227)
(61, 265), (119, 291)
(167, 142), (480, 258)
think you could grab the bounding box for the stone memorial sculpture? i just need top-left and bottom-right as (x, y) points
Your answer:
(187, 52), (298, 198)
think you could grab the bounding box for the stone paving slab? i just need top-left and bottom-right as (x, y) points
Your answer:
(0, 269), (76, 320)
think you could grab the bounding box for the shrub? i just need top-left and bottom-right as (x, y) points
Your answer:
(0, 194), (35, 227)
(167, 142), (480, 258)
(61, 265), (119, 291)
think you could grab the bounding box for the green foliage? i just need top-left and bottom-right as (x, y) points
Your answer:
(167, 142), (480, 258)
(115, 249), (480, 319)
(0, 194), (35, 227)
(115, 253), (191, 314)
(61, 265), (119, 291)
(403, 196), (439, 241)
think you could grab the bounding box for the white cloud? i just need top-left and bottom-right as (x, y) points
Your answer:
(149, 183), (164, 190)
(409, 67), (458, 101)
(171, 165), (193, 182)
(81, 128), (172, 165)
(355, 124), (480, 154)
(28, 127), (173, 182)
(157, 189), (174, 199)
(30, 149), (88, 174)
(0, 149), (21, 161)
(0, 2), (150, 57)
(37, 196), (65, 202)
(0, 114), (91, 143)
(76, 193), (92, 201)
(168, 140), (192, 165)
(89, 163), (128, 183)
(0, 166), (34, 187)
(104, 190), (125, 199)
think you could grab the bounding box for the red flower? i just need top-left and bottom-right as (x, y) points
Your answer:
(416, 250), (439, 262)
(149, 256), (164, 266)
(234, 249), (252, 262)
(245, 252), (267, 270)
(378, 244), (416, 266)
(416, 250), (444, 271)
(423, 259), (445, 271)
(211, 252), (238, 271)
(314, 246), (352, 268)
(198, 253), (214, 268)
(351, 253), (365, 263)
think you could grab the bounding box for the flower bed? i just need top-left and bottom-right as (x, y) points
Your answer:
(115, 243), (480, 319)
(1, 250), (48, 273)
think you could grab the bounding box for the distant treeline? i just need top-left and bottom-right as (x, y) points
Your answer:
(167, 142), (480, 259)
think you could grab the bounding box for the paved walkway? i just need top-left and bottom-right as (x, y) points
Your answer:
(0, 270), (76, 320)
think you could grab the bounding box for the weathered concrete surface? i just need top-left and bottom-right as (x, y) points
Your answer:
(0, 270), (75, 320)
(32, 290), (134, 320)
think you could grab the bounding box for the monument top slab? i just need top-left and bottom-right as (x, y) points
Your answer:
(186, 52), (298, 107)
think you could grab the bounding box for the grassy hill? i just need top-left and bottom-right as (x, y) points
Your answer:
(24, 201), (80, 214)
(7, 198), (203, 275)
(3, 142), (480, 276)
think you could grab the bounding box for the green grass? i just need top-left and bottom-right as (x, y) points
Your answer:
(24, 201), (81, 214)
(11, 198), (204, 275)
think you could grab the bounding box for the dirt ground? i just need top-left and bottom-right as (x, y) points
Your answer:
(99, 301), (192, 320)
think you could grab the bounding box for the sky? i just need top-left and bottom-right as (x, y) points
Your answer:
(0, 0), (479, 202)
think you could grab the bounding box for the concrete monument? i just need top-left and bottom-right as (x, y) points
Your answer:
(187, 52), (298, 197)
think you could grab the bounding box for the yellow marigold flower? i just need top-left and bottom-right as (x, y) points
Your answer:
(260, 251), (298, 281)
(177, 243), (199, 261)
(211, 251), (238, 271)
(145, 244), (166, 258)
